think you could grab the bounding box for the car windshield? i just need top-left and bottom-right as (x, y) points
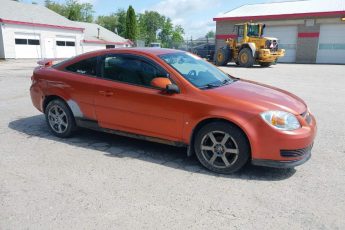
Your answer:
(159, 52), (235, 89)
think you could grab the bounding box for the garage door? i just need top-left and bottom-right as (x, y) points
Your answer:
(56, 36), (76, 58)
(14, 33), (42, 59)
(264, 26), (298, 63)
(316, 24), (345, 64)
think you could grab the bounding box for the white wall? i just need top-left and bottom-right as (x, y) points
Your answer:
(81, 43), (106, 53)
(0, 24), (5, 59)
(81, 43), (129, 53)
(1, 23), (83, 59)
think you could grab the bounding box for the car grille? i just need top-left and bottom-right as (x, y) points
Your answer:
(280, 144), (313, 158)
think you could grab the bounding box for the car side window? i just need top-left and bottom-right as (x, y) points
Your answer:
(101, 55), (167, 88)
(65, 57), (97, 76)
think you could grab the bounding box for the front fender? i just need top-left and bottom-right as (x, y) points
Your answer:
(183, 109), (258, 153)
(247, 43), (256, 57)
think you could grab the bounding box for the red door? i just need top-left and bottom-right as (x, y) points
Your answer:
(93, 54), (185, 141)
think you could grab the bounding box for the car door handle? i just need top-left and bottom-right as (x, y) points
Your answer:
(99, 91), (114, 96)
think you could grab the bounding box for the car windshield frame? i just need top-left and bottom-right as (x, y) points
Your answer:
(158, 52), (235, 89)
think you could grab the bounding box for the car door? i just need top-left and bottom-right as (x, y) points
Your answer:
(93, 53), (185, 141)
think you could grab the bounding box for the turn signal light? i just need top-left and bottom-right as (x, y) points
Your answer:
(271, 115), (286, 126)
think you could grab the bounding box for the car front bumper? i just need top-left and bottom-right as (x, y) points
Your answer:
(247, 112), (317, 168)
(252, 143), (313, 168)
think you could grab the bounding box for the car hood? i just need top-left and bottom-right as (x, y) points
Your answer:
(205, 79), (307, 115)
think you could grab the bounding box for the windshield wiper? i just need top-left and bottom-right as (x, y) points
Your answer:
(221, 79), (232, 85)
(200, 79), (234, 89)
(199, 83), (221, 89)
(228, 74), (240, 81)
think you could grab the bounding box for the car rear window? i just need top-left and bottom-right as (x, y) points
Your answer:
(65, 57), (98, 76)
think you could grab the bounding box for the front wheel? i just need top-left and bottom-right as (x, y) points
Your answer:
(238, 48), (254, 67)
(45, 99), (76, 138)
(194, 122), (250, 174)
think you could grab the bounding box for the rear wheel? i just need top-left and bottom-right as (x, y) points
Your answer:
(45, 99), (76, 138)
(238, 48), (254, 68)
(215, 47), (230, 66)
(194, 122), (250, 174)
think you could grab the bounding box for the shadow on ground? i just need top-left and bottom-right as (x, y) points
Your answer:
(222, 63), (274, 69)
(8, 115), (296, 181)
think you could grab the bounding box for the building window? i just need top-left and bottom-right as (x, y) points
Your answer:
(56, 41), (66, 46)
(66, 41), (75, 47)
(57, 41), (75, 46)
(15, 39), (28, 45)
(106, 45), (115, 49)
(28, 39), (40, 45)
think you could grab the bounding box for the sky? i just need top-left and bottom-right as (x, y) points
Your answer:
(21, 0), (298, 39)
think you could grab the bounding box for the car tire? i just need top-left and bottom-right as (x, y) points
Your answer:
(45, 99), (76, 138)
(194, 122), (250, 174)
(238, 48), (254, 68)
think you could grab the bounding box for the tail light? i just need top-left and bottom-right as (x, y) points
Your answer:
(31, 75), (37, 85)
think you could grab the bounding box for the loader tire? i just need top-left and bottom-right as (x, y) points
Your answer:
(238, 48), (254, 68)
(215, 48), (230, 66)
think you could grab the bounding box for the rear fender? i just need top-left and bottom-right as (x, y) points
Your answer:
(43, 88), (84, 119)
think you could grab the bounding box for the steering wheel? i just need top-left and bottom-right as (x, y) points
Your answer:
(187, 70), (197, 80)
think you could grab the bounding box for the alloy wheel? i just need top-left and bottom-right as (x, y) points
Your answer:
(47, 105), (68, 134)
(200, 131), (239, 168)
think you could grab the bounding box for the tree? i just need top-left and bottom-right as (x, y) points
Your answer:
(94, 6), (186, 47)
(125, 6), (137, 41)
(138, 11), (165, 45)
(96, 13), (118, 33)
(171, 25), (185, 48)
(159, 18), (173, 48)
(45, 0), (94, 23)
(116, 9), (127, 38)
(95, 9), (129, 38)
(205, 30), (215, 38)
(45, 0), (65, 16)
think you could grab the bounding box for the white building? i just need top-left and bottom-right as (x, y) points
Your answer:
(76, 21), (132, 53)
(0, 0), (131, 59)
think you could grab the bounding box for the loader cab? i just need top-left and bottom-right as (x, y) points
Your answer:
(235, 25), (245, 43)
(234, 23), (265, 43)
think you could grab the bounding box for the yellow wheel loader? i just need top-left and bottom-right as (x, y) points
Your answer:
(215, 22), (285, 67)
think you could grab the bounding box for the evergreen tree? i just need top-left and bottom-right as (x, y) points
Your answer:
(125, 6), (137, 41)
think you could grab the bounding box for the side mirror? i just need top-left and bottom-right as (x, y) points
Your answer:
(166, 83), (180, 94)
(150, 77), (179, 94)
(151, 77), (172, 89)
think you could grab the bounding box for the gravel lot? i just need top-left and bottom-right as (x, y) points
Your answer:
(1, 60), (344, 229)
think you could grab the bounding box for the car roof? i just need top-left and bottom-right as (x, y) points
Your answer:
(54, 48), (185, 69)
(103, 48), (184, 56)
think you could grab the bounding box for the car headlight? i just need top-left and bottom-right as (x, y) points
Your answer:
(260, 110), (301, 131)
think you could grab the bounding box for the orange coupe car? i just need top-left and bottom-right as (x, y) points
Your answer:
(30, 48), (317, 174)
